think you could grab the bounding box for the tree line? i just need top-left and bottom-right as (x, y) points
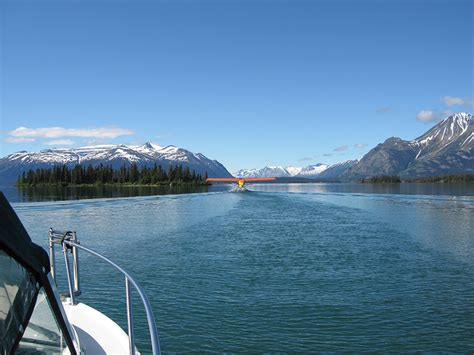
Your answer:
(361, 173), (474, 184)
(17, 163), (209, 186)
(361, 175), (401, 183)
(407, 173), (474, 183)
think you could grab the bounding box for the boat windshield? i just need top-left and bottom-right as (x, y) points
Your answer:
(0, 249), (70, 354)
(0, 250), (37, 354)
(17, 288), (70, 354)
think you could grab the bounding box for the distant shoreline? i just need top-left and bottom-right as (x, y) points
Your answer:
(14, 180), (474, 188)
(16, 181), (210, 188)
(260, 173), (474, 184)
(360, 174), (474, 184)
(5, 180), (474, 203)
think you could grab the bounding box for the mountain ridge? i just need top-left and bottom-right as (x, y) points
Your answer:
(0, 142), (232, 185)
(2, 112), (472, 185)
(234, 162), (355, 179)
(234, 112), (472, 181)
(344, 112), (473, 179)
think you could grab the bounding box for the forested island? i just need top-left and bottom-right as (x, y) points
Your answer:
(16, 164), (209, 187)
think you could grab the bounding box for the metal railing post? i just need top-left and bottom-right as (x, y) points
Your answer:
(49, 228), (56, 281)
(126, 277), (135, 355)
(64, 241), (161, 354)
(72, 231), (80, 295)
(48, 229), (161, 354)
(62, 243), (75, 305)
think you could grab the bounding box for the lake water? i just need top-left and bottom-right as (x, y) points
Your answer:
(1, 184), (230, 203)
(8, 183), (474, 353)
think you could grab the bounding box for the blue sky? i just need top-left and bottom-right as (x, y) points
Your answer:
(1, 0), (472, 172)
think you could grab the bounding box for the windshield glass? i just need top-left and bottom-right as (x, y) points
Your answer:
(17, 287), (70, 355)
(0, 249), (37, 354)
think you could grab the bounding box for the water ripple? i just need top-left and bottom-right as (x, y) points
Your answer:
(13, 190), (474, 353)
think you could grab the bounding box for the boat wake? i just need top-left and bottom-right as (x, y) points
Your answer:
(230, 186), (250, 193)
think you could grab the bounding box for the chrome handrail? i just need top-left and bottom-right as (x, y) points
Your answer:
(48, 229), (161, 355)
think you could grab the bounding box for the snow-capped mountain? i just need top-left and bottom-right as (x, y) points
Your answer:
(233, 112), (473, 181)
(316, 160), (358, 179)
(234, 162), (346, 179)
(411, 112), (472, 160)
(0, 143), (232, 185)
(285, 166), (303, 176)
(344, 112), (473, 179)
(234, 166), (294, 178)
(296, 163), (329, 177)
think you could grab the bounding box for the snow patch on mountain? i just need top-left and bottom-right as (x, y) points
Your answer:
(234, 166), (293, 178)
(296, 164), (329, 177)
(411, 112), (472, 159)
(285, 166), (303, 176)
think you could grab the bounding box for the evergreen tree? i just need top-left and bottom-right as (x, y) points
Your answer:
(17, 163), (207, 186)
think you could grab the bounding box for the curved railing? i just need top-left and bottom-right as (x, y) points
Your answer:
(48, 229), (161, 355)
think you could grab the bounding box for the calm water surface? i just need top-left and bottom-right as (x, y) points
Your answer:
(10, 184), (474, 353)
(1, 184), (229, 202)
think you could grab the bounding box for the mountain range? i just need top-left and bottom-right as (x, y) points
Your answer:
(343, 112), (473, 179)
(0, 143), (232, 185)
(234, 161), (359, 180)
(235, 112), (473, 180)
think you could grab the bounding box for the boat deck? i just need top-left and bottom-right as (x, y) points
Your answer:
(63, 302), (136, 355)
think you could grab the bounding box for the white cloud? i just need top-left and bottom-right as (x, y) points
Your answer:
(4, 137), (35, 143)
(441, 96), (465, 106)
(416, 110), (439, 122)
(45, 139), (75, 146)
(8, 126), (134, 139)
(440, 96), (474, 108)
(334, 145), (349, 152)
(354, 143), (367, 149)
(416, 110), (454, 123)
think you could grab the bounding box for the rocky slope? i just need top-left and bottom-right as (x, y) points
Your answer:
(316, 160), (358, 179)
(344, 112), (473, 179)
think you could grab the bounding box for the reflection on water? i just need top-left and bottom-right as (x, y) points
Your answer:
(249, 182), (474, 196)
(1, 184), (231, 202)
(2, 182), (473, 203)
